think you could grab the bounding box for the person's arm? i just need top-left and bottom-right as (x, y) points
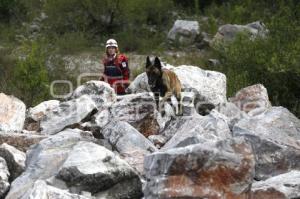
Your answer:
(100, 58), (107, 81)
(119, 55), (130, 80)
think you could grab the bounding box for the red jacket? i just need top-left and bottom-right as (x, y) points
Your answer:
(101, 54), (130, 95)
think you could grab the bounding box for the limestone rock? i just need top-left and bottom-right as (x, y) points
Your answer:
(40, 95), (97, 135)
(233, 106), (300, 180)
(57, 141), (142, 198)
(102, 121), (157, 174)
(0, 143), (26, 181)
(0, 157), (10, 198)
(144, 138), (255, 199)
(251, 170), (300, 199)
(229, 84), (271, 115)
(0, 93), (26, 132)
(5, 128), (95, 199)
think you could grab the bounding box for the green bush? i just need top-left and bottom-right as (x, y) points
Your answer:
(214, 27), (300, 117)
(0, 0), (26, 23)
(11, 41), (50, 106)
(0, 48), (15, 93)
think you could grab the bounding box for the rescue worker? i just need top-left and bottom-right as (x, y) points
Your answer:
(101, 39), (130, 95)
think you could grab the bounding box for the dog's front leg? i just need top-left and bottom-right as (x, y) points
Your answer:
(160, 92), (173, 117)
(154, 92), (160, 110)
(161, 91), (173, 103)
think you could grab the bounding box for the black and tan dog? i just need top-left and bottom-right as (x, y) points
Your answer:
(146, 56), (182, 116)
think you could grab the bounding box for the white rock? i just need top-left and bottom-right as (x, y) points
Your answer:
(0, 93), (26, 132)
(40, 95), (97, 135)
(127, 65), (227, 108)
(0, 143), (26, 181)
(233, 106), (300, 180)
(168, 20), (200, 45)
(5, 128), (95, 199)
(161, 110), (231, 149)
(0, 157), (10, 198)
(21, 180), (90, 199)
(102, 121), (157, 173)
(57, 141), (142, 197)
(213, 21), (268, 42)
(229, 84), (271, 114)
(71, 80), (116, 108)
(27, 100), (60, 121)
(251, 170), (300, 199)
(126, 73), (150, 94)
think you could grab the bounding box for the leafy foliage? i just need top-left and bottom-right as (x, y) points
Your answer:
(211, 0), (300, 116)
(11, 41), (50, 106)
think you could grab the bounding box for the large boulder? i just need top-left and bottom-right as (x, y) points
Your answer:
(40, 95), (97, 135)
(24, 100), (60, 131)
(161, 110), (231, 149)
(26, 100), (60, 121)
(144, 138), (255, 199)
(70, 80), (116, 108)
(126, 73), (150, 94)
(0, 143), (26, 181)
(213, 21), (268, 43)
(102, 120), (157, 174)
(21, 180), (90, 199)
(229, 84), (271, 115)
(233, 106), (300, 180)
(251, 170), (300, 199)
(0, 132), (47, 152)
(0, 157), (10, 198)
(167, 20), (200, 45)
(94, 93), (159, 137)
(217, 102), (248, 130)
(0, 93), (26, 132)
(57, 141), (142, 198)
(127, 65), (227, 108)
(174, 65), (227, 106)
(5, 128), (95, 199)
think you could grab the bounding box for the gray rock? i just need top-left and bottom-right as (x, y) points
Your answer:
(40, 95), (97, 135)
(208, 58), (220, 66)
(148, 135), (168, 149)
(0, 143), (26, 181)
(127, 65), (227, 109)
(21, 180), (90, 199)
(144, 138), (255, 199)
(0, 132), (47, 152)
(95, 93), (159, 137)
(24, 100), (60, 131)
(0, 93), (26, 132)
(93, 177), (142, 199)
(71, 80), (116, 108)
(57, 141), (142, 198)
(229, 84), (271, 115)
(167, 20), (200, 45)
(27, 100), (60, 121)
(251, 170), (300, 199)
(174, 65), (227, 107)
(217, 102), (248, 129)
(233, 106), (300, 180)
(126, 73), (150, 94)
(213, 21), (268, 43)
(0, 157), (10, 198)
(161, 110), (231, 149)
(102, 121), (157, 174)
(5, 128), (95, 199)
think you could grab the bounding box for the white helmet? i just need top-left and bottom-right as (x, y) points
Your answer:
(106, 39), (118, 48)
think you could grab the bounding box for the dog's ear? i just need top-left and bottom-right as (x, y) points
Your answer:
(146, 56), (151, 68)
(154, 57), (162, 70)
